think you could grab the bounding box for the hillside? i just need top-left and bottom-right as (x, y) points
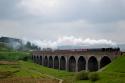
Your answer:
(97, 55), (125, 83)
(0, 51), (30, 61)
(103, 55), (125, 73)
(0, 51), (73, 83)
(0, 42), (11, 51)
(0, 51), (125, 83)
(75, 55), (125, 83)
(0, 61), (73, 83)
(0, 37), (40, 51)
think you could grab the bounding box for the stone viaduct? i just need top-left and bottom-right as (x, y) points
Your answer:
(32, 48), (120, 72)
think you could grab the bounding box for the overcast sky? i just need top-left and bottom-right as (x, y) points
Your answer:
(0, 0), (125, 47)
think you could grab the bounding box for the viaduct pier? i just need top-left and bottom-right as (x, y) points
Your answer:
(32, 48), (120, 72)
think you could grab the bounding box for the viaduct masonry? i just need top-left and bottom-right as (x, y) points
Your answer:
(32, 48), (121, 72)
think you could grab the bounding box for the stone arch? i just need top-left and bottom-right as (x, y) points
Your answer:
(78, 56), (86, 71)
(44, 56), (48, 67)
(54, 56), (59, 69)
(49, 56), (53, 68)
(88, 56), (98, 71)
(37, 56), (39, 64)
(32, 55), (33, 60)
(60, 56), (66, 70)
(100, 56), (111, 68)
(69, 56), (76, 72)
(40, 56), (42, 65)
(33, 56), (36, 63)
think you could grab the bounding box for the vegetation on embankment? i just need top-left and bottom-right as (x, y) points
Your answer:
(0, 60), (73, 83)
(0, 51), (125, 83)
(103, 55), (125, 73)
(0, 51), (31, 61)
(75, 54), (125, 83)
(0, 61), (69, 77)
(97, 55), (125, 83)
(0, 51), (72, 83)
(0, 37), (41, 51)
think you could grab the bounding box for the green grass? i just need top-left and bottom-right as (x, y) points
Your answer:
(103, 55), (125, 73)
(75, 55), (125, 83)
(0, 51), (30, 61)
(0, 51), (125, 83)
(0, 51), (73, 81)
(0, 61), (73, 79)
(18, 61), (73, 79)
(97, 55), (125, 83)
(0, 42), (11, 51)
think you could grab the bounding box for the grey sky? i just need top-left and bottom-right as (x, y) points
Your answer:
(0, 0), (125, 46)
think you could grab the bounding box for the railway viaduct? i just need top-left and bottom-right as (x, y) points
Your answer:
(32, 48), (120, 72)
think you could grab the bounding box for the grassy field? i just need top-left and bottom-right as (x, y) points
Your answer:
(0, 51), (125, 83)
(0, 51), (30, 61)
(0, 51), (73, 83)
(0, 77), (59, 83)
(0, 60), (74, 83)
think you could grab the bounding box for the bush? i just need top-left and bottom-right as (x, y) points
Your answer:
(75, 70), (89, 80)
(18, 55), (30, 61)
(88, 72), (99, 81)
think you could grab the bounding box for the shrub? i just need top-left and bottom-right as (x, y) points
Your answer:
(88, 72), (99, 81)
(18, 55), (30, 61)
(75, 70), (89, 80)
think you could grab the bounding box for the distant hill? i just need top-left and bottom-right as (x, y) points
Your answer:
(0, 42), (11, 51)
(0, 37), (22, 44)
(0, 37), (23, 50)
(0, 37), (41, 51)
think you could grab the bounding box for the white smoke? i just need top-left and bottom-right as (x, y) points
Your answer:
(30, 36), (117, 49)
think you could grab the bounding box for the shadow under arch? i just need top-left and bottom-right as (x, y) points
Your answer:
(69, 56), (76, 72)
(36, 56), (39, 64)
(44, 56), (48, 67)
(60, 56), (66, 70)
(88, 56), (98, 72)
(54, 56), (59, 69)
(49, 56), (53, 68)
(40, 56), (42, 65)
(78, 56), (86, 71)
(33, 56), (36, 63)
(100, 56), (111, 68)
